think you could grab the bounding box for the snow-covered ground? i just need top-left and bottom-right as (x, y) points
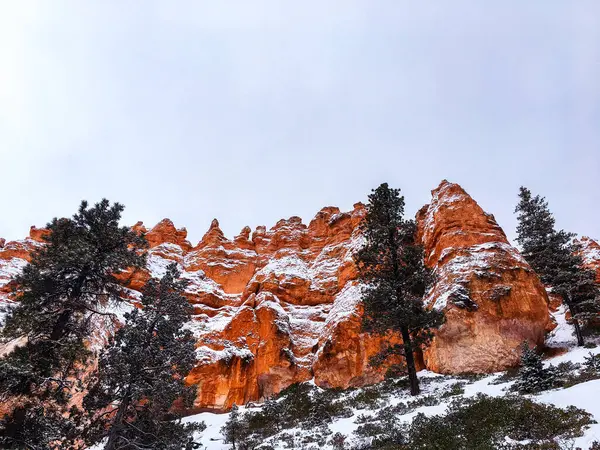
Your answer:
(184, 307), (600, 449)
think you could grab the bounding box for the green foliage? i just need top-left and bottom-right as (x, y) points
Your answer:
(491, 366), (521, 385)
(360, 394), (594, 450)
(355, 183), (444, 395)
(222, 404), (242, 450)
(352, 385), (387, 409)
(82, 264), (202, 449)
(356, 184), (442, 341)
(0, 199), (146, 448)
(440, 382), (465, 398)
(513, 344), (557, 394)
(408, 394), (593, 450)
(515, 187), (600, 345)
(0, 403), (78, 449)
(584, 352), (600, 373)
(534, 358), (600, 390)
(222, 382), (352, 448)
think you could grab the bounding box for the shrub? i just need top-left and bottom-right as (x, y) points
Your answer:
(584, 352), (600, 373)
(513, 345), (557, 394)
(330, 432), (346, 450)
(440, 382), (466, 398)
(403, 394), (594, 450)
(351, 385), (387, 409)
(552, 355), (600, 389)
(491, 366), (520, 385)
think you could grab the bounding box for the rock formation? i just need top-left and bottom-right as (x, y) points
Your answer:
(0, 181), (552, 410)
(417, 181), (549, 373)
(578, 236), (600, 283)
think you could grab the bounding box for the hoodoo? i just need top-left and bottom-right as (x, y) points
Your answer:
(0, 181), (553, 410)
(417, 181), (550, 373)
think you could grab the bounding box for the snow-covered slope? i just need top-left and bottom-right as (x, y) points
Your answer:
(184, 307), (600, 449)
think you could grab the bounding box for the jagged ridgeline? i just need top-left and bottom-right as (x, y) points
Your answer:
(3, 181), (593, 414)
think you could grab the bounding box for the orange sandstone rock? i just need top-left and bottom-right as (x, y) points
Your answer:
(145, 218), (192, 251)
(578, 236), (600, 283)
(29, 226), (50, 242)
(417, 181), (549, 373)
(0, 181), (555, 410)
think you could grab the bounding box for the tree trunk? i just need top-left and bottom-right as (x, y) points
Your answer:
(105, 390), (131, 450)
(50, 309), (72, 342)
(568, 303), (585, 347)
(400, 326), (420, 396)
(566, 296), (585, 347)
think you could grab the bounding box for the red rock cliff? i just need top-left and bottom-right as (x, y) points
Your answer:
(0, 181), (552, 410)
(417, 181), (549, 373)
(578, 236), (600, 283)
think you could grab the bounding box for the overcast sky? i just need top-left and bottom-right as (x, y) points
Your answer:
(1, 1), (599, 246)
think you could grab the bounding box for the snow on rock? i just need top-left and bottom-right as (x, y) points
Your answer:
(0, 181), (555, 411)
(417, 180), (550, 374)
(0, 235), (43, 326)
(578, 236), (600, 283)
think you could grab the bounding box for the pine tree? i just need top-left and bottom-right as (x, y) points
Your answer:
(0, 404), (77, 450)
(0, 199), (146, 448)
(355, 183), (444, 396)
(515, 187), (600, 346)
(82, 263), (203, 450)
(222, 404), (242, 450)
(583, 352), (600, 374)
(513, 343), (556, 394)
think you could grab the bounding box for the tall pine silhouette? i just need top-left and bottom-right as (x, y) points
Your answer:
(355, 183), (443, 395)
(515, 187), (599, 346)
(83, 263), (203, 450)
(0, 199), (146, 448)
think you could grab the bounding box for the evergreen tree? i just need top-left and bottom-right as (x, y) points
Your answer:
(222, 404), (242, 450)
(82, 263), (203, 450)
(583, 352), (600, 374)
(513, 343), (556, 394)
(355, 183), (444, 395)
(515, 187), (600, 345)
(0, 199), (146, 448)
(260, 398), (282, 436)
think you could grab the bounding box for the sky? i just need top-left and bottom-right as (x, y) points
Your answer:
(1, 1), (599, 246)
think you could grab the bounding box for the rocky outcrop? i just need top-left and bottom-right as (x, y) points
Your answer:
(417, 181), (550, 373)
(578, 236), (600, 283)
(0, 228), (46, 310)
(182, 204), (401, 410)
(0, 181), (554, 410)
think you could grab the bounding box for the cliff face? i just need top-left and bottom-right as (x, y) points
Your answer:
(0, 181), (552, 410)
(0, 227), (45, 322)
(578, 236), (600, 283)
(416, 181), (549, 373)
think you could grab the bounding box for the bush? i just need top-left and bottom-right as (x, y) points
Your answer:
(330, 432), (346, 450)
(513, 345), (557, 394)
(491, 366), (520, 385)
(584, 352), (600, 373)
(440, 382), (465, 398)
(223, 382), (352, 447)
(401, 394), (594, 450)
(551, 355), (600, 389)
(351, 385), (387, 409)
